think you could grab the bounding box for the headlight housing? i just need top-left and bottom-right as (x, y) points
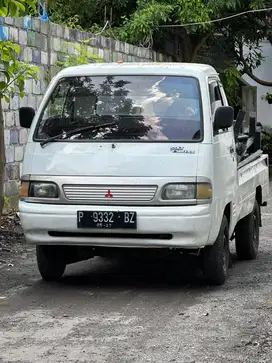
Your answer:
(162, 183), (196, 200)
(29, 182), (59, 198)
(162, 183), (212, 202)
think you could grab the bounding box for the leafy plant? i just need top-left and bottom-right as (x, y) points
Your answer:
(0, 0), (35, 16)
(261, 133), (272, 152)
(3, 195), (10, 209)
(0, 41), (39, 102)
(261, 127), (272, 152)
(49, 0), (272, 87)
(219, 66), (242, 107)
(0, 0), (39, 220)
(57, 39), (103, 70)
(90, 23), (121, 39)
(55, 14), (83, 30)
(0, 0), (39, 101)
(49, 0), (137, 31)
(264, 92), (272, 104)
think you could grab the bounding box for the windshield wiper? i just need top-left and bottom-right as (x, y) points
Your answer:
(40, 122), (117, 147)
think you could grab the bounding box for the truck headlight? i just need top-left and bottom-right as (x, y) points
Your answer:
(162, 183), (195, 200)
(29, 182), (59, 198)
(162, 183), (212, 201)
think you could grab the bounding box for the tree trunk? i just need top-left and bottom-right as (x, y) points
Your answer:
(177, 30), (210, 63)
(190, 34), (211, 63)
(0, 101), (5, 222)
(237, 41), (272, 87)
(244, 69), (272, 87)
(179, 33), (192, 62)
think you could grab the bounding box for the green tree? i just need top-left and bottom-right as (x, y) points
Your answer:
(48, 0), (137, 32)
(48, 0), (272, 87)
(119, 0), (270, 64)
(117, 0), (272, 95)
(0, 0), (39, 218)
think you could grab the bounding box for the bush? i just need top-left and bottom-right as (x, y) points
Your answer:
(261, 127), (272, 153)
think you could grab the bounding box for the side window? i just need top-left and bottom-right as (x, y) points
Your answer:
(214, 85), (223, 106)
(209, 83), (215, 112)
(209, 80), (223, 115)
(218, 81), (228, 105)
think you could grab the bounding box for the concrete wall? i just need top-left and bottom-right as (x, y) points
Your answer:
(0, 16), (171, 203)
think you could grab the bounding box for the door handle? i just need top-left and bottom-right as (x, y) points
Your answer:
(230, 146), (235, 154)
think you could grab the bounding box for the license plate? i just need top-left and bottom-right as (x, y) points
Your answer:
(77, 211), (137, 229)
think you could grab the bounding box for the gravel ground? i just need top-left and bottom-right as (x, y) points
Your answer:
(0, 201), (271, 363)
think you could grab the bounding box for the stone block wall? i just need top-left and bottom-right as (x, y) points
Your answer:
(0, 16), (171, 203)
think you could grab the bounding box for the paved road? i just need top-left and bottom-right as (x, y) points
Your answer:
(0, 194), (272, 363)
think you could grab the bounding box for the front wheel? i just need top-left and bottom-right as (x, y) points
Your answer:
(235, 200), (260, 260)
(203, 216), (230, 285)
(36, 245), (67, 281)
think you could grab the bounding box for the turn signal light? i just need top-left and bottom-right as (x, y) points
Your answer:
(196, 183), (212, 200)
(19, 181), (30, 198)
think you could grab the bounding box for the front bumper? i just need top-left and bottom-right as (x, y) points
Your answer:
(19, 202), (212, 249)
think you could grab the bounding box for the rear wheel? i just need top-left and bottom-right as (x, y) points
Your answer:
(235, 200), (260, 260)
(203, 216), (230, 285)
(36, 245), (67, 281)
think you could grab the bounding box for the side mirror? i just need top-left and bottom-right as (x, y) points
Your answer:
(19, 107), (35, 129)
(214, 106), (234, 132)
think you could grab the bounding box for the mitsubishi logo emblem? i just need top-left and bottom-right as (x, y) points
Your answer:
(105, 189), (113, 198)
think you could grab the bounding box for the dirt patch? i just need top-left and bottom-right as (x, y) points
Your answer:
(0, 213), (36, 295)
(0, 213), (25, 262)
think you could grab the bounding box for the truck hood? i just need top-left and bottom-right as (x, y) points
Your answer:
(24, 142), (200, 177)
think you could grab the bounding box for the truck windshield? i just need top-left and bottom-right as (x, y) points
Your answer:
(35, 75), (202, 142)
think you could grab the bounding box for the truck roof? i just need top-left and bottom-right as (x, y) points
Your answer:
(56, 62), (218, 79)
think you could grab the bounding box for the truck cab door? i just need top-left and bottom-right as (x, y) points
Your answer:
(209, 78), (238, 234)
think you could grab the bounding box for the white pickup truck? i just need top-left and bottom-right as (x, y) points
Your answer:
(18, 62), (269, 285)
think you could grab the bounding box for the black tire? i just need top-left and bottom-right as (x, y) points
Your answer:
(235, 200), (260, 260)
(36, 245), (67, 281)
(203, 216), (230, 286)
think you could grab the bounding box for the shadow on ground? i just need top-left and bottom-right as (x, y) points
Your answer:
(34, 249), (248, 292)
